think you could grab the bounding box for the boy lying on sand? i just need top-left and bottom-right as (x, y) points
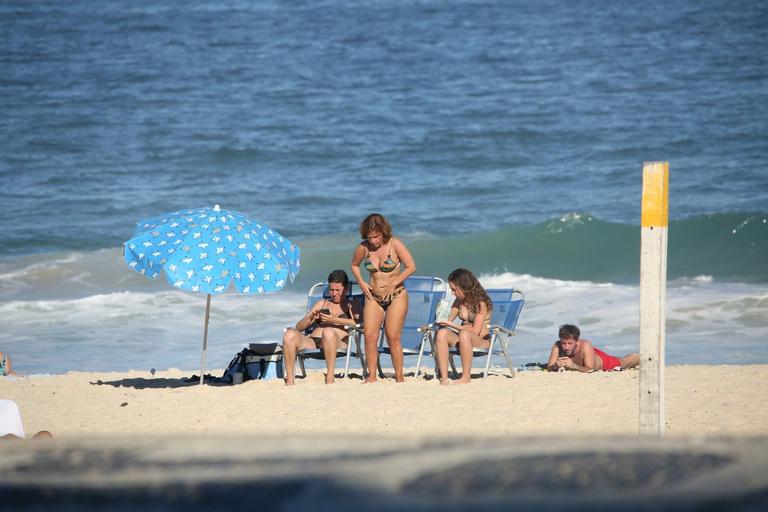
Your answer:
(547, 324), (639, 372)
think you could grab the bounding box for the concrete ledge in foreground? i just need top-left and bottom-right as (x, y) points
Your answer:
(1, 435), (767, 511)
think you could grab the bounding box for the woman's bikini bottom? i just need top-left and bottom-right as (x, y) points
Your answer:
(372, 286), (405, 309)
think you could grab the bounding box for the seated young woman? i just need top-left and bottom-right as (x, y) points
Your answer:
(433, 268), (493, 385)
(282, 270), (362, 385)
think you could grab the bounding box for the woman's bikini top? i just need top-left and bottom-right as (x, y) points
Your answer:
(459, 303), (491, 328)
(363, 241), (400, 273)
(320, 299), (352, 318)
(318, 300), (352, 320)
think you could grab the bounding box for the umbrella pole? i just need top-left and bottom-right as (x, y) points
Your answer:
(199, 294), (212, 386)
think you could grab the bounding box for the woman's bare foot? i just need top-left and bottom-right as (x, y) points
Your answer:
(363, 377), (377, 384)
(325, 375), (335, 384)
(439, 378), (450, 386)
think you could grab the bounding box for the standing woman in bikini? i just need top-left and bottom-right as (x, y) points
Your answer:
(351, 213), (416, 383)
(434, 268), (492, 385)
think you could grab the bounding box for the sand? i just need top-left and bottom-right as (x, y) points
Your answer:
(2, 365), (766, 439)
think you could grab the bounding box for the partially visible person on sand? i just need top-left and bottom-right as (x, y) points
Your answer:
(351, 213), (416, 383)
(282, 270), (362, 386)
(0, 399), (52, 440)
(547, 324), (639, 372)
(0, 350), (16, 377)
(434, 268), (493, 385)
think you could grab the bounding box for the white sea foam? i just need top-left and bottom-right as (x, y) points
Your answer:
(2, 254), (766, 374)
(0, 289), (309, 375)
(478, 272), (768, 367)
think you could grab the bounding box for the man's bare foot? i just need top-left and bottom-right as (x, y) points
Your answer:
(439, 378), (450, 386)
(363, 378), (377, 384)
(454, 378), (471, 385)
(285, 378), (295, 386)
(325, 375), (335, 384)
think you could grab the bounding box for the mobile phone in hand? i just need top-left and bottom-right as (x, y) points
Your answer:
(318, 308), (331, 315)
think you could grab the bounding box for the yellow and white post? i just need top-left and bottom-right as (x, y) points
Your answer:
(639, 161), (669, 436)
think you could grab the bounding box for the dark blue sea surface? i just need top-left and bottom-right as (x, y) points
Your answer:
(0, 0), (766, 372)
(2, 0), (767, 254)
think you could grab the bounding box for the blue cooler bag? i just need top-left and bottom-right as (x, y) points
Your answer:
(245, 343), (284, 380)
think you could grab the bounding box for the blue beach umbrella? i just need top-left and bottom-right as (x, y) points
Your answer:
(123, 205), (300, 384)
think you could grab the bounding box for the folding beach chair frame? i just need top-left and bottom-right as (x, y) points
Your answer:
(446, 290), (525, 379)
(295, 281), (365, 379)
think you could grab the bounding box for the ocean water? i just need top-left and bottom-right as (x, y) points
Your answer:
(1, 0), (766, 374)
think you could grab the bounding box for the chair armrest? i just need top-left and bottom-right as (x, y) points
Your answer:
(493, 326), (517, 336)
(344, 323), (362, 333)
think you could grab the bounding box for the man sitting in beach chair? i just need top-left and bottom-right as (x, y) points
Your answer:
(547, 324), (639, 372)
(282, 270), (363, 385)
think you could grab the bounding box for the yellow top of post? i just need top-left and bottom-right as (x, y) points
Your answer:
(641, 162), (669, 228)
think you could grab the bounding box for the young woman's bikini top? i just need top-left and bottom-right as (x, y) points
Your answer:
(318, 299), (352, 320)
(363, 241), (400, 273)
(459, 303), (491, 328)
